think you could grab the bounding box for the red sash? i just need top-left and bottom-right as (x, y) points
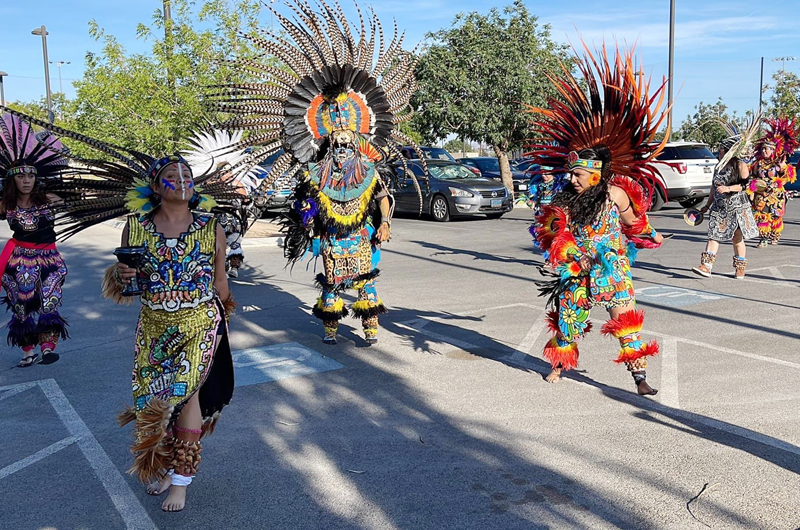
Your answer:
(0, 239), (57, 294)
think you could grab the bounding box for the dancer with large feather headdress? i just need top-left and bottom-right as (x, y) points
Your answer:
(0, 113), (70, 367)
(691, 116), (760, 279)
(526, 44), (668, 396)
(748, 117), (798, 247)
(212, 0), (425, 345)
(0, 105), (240, 512)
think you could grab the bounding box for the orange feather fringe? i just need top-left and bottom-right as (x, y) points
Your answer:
(543, 336), (579, 371)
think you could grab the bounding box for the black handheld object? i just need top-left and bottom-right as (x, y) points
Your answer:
(113, 246), (146, 297)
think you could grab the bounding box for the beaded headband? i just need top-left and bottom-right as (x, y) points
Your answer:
(567, 151), (603, 172)
(6, 165), (37, 178)
(147, 155), (191, 182)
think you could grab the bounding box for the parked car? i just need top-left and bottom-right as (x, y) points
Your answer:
(457, 157), (530, 194)
(785, 150), (800, 192)
(254, 150), (295, 213)
(391, 160), (512, 221)
(649, 142), (716, 211)
(399, 145), (456, 162)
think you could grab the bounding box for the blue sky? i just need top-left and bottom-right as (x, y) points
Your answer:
(1, 0), (798, 127)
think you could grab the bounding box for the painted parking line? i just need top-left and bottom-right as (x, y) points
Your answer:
(636, 285), (733, 307)
(232, 342), (345, 387)
(0, 379), (156, 530)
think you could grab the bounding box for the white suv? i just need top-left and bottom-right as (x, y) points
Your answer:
(648, 142), (716, 211)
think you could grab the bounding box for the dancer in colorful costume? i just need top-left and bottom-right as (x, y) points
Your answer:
(748, 118), (798, 247)
(692, 118), (760, 279)
(527, 45), (668, 395)
(527, 167), (565, 216)
(0, 113), (69, 366)
(1, 107), (239, 512)
(210, 0), (423, 345)
(184, 129), (262, 279)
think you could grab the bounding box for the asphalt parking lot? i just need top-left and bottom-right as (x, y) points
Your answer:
(2, 201), (799, 530)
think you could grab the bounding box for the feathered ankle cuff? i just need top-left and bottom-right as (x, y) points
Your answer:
(543, 336), (579, 371)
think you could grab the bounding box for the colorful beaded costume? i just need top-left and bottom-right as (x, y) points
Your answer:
(212, 0), (424, 344)
(526, 44), (668, 380)
(0, 113), (70, 362)
(748, 118), (798, 246)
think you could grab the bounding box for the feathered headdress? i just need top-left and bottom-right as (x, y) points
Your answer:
(0, 106), (240, 239)
(716, 112), (761, 169)
(525, 43), (670, 203)
(182, 129), (261, 194)
(1, 112), (68, 189)
(756, 117), (798, 162)
(209, 0), (423, 206)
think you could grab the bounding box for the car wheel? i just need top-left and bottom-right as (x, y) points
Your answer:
(679, 197), (703, 208)
(649, 187), (666, 212)
(485, 213), (504, 220)
(430, 195), (450, 222)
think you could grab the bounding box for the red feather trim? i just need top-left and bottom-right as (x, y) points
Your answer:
(534, 205), (568, 251)
(548, 231), (580, 267)
(601, 310), (645, 338)
(620, 215), (650, 238)
(613, 340), (660, 364)
(612, 175), (649, 215)
(543, 336), (579, 371)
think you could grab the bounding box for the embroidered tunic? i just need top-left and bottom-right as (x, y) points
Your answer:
(1, 204), (68, 347)
(126, 213), (232, 413)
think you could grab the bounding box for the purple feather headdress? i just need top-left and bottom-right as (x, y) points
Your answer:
(0, 113), (67, 180)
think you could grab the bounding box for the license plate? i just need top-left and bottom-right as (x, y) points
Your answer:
(703, 166), (712, 173)
(491, 199), (502, 208)
(518, 184), (528, 191)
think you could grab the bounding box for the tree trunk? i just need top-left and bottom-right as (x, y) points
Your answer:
(493, 145), (514, 200)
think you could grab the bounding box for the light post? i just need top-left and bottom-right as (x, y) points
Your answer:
(667, 0), (676, 132)
(0, 71), (7, 107)
(773, 56), (796, 75)
(49, 60), (71, 94)
(31, 25), (54, 124)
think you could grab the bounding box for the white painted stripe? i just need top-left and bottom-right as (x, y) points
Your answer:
(768, 267), (787, 280)
(508, 321), (547, 363)
(395, 321), (482, 353)
(645, 330), (800, 370)
(659, 337), (680, 408)
(38, 379), (157, 530)
(0, 381), (38, 402)
(0, 435), (80, 480)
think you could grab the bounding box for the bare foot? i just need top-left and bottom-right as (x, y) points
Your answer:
(545, 368), (562, 384)
(637, 380), (659, 396)
(147, 474), (171, 496)
(162, 485), (187, 512)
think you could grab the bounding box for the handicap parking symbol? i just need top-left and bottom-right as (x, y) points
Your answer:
(635, 285), (733, 307)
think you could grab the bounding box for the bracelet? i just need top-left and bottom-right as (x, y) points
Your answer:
(112, 266), (125, 287)
(381, 220), (391, 227)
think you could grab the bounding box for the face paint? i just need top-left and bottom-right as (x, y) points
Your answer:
(161, 177), (176, 191)
(178, 163), (187, 200)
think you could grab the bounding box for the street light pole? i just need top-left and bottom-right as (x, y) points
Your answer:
(0, 71), (7, 107)
(759, 57), (764, 117)
(31, 25), (54, 124)
(667, 0), (676, 134)
(49, 60), (71, 94)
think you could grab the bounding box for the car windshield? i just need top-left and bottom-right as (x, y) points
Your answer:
(421, 147), (456, 161)
(473, 158), (500, 172)
(512, 160), (536, 171)
(657, 145), (714, 160)
(429, 164), (476, 180)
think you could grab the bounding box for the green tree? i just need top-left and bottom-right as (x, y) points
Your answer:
(443, 138), (471, 155)
(66, 0), (262, 156)
(673, 99), (749, 148)
(412, 1), (570, 194)
(764, 71), (800, 120)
